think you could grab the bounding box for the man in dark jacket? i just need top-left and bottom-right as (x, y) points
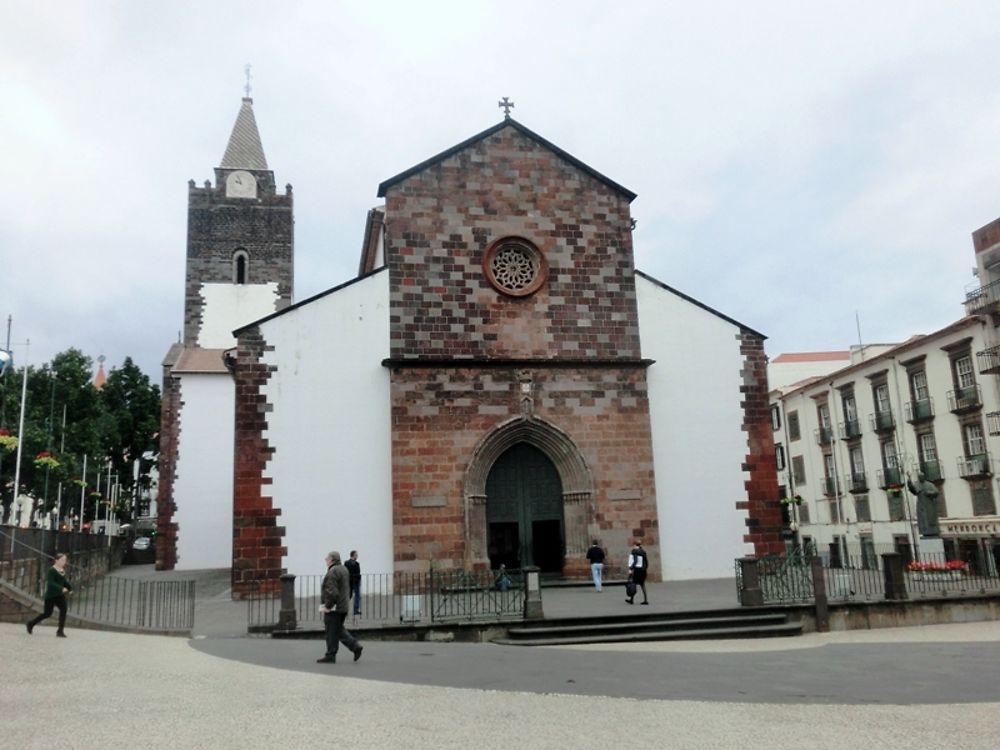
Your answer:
(317, 551), (363, 664)
(345, 550), (362, 615)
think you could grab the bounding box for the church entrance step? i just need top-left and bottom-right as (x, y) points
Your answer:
(495, 609), (802, 646)
(492, 620), (803, 646)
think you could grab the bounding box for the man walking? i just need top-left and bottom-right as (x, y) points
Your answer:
(317, 551), (363, 664)
(585, 540), (605, 592)
(626, 540), (649, 605)
(345, 550), (362, 616)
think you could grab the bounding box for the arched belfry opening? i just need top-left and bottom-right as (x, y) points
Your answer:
(464, 417), (593, 573)
(233, 249), (249, 284)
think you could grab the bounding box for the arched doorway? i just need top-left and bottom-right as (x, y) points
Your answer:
(485, 442), (565, 572)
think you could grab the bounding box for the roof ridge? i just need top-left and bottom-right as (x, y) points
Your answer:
(377, 118), (636, 201)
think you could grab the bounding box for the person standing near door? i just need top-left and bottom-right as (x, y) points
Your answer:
(626, 541), (649, 605)
(345, 550), (362, 616)
(586, 540), (606, 592)
(26, 552), (72, 637)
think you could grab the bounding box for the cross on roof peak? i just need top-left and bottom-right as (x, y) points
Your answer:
(498, 96), (514, 119)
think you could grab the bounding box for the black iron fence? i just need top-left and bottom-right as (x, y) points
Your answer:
(737, 545), (1000, 605)
(0, 528), (195, 633)
(248, 568), (527, 632)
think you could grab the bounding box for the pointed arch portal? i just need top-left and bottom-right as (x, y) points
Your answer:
(464, 417), (594, 573)
(486, 443), (563, 571)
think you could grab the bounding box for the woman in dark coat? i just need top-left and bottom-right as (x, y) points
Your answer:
(26, 552), (72, 637)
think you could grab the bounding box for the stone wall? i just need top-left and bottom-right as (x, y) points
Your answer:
(155, 363), (181, 571)
(385, 126), (640, 362)
(389, 364), (658, 577)
(231, 325), (285, 598)
(739, 332), (785, 556)
(184, 178), (293, 345)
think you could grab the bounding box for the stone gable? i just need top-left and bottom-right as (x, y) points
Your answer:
(384, 126), (641, 361)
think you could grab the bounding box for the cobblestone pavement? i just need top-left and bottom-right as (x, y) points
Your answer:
(5, 620), (1000, 749)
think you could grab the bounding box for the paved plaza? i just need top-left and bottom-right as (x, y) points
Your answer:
(4, 568), (1000, 749)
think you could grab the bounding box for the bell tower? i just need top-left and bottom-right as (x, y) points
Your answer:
(157, 95), (293, 572)
(183, 97), (294, 347)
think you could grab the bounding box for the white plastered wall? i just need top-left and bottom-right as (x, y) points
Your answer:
(636, 275), (754, 579)
(173, 373), (235, 570)
(259, 272), (393, 577)
(199, 282), (280, 349)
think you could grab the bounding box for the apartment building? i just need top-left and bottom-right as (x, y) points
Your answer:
(770, 218), (1000, 573)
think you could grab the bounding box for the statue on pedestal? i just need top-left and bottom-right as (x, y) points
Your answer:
(906, 472), (940, 538)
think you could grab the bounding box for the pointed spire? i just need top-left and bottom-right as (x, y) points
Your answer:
(220, 98), (269, 170)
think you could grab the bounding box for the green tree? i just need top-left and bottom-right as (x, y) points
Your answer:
(0, 349), (160, 526)
(99, 357), (161, 519)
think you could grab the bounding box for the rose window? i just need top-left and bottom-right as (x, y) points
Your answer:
(483, 237), (547, 297)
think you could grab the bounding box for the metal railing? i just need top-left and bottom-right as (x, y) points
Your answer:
(738, 545), (1000, 605)
(814, 427), (834, 446)
(917, 459), (942, 481)
(965, 278), (1000, 315)
(844, 472), (868, 493)
(957, 452), (993, 478)
(988, 411), (1000, 437)
(0, 528), (195, 633)
(977, 345), (1000, 374)
(839, 419), (862, 439)
(947, 385), (982, 413)
(876, 467), (902, 488)
(904, 398), (934, 422)
(247, 567), (528, 632)
(869, 410), (895, 432)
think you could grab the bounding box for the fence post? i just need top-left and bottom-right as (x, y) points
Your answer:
(277, 573), (297, 631)
(810, 556), (829, 632)
(522, 566), (543, 620)
(882, 552), (908, 601)
(738, 557), (764, 606)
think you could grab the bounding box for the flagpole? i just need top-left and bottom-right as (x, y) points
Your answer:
(10, 339), (29, 554)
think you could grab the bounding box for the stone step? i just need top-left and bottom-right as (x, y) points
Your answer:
(505, 612), (789, 639)
(493, 620), (803, 646)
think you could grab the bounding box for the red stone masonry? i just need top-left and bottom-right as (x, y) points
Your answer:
(155, 366), (181, 570)
(739, 332), (784, 555)
(231, 325), (286, 598)
(386, 127), (642, 362)
(389, 365), (660, 578)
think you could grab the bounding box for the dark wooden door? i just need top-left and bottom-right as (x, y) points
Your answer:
(485, 443), (564, 572)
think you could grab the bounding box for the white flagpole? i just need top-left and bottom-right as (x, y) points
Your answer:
(10, 340), (29, 554)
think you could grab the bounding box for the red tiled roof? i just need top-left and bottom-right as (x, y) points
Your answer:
(771, 351), (851, 363)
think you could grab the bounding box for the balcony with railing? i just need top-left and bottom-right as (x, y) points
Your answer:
(814, 427), (834, 446)
(868, 410), (894, 433)
(988, 411), (1000, 436)
(905, 398), (934, 423)
(839, 419), (862, 440)
(977, 344), (1000, 375)
(876, 466), (902, 489)
(957, 453), (992, 479)
(964, 278), (1000, 315)
(823, 476), (841, 496)
(917, 459), (942, 482)
(844, 471), (868, 494)
(947, 384), (982, 414)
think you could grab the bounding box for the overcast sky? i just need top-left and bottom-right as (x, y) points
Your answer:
(3, 1), (1000, 381)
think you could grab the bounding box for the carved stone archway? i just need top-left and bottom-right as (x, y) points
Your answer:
(463, 416), (593, 568)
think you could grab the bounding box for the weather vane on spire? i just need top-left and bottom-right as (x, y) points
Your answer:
(244, 64), (252, 99)
(498, 96), (514, 119)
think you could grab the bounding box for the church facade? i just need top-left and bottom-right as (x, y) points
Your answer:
(157, 100), (783, 591)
